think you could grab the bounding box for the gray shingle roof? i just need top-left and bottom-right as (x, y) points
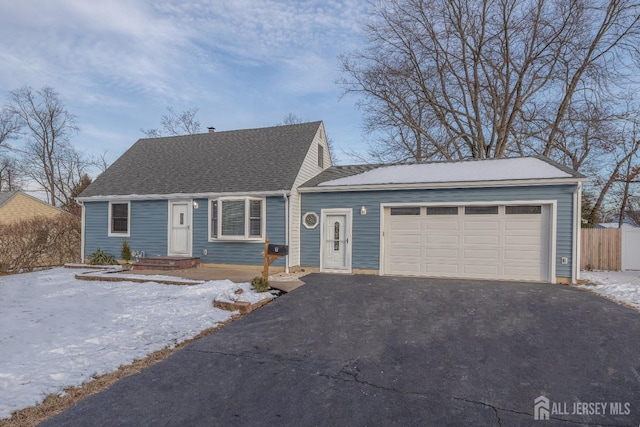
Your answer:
(300, 164), (385, 188)
(80, 121), (323, 198)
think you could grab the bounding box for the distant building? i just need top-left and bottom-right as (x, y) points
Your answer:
(0, 191), (65, 224)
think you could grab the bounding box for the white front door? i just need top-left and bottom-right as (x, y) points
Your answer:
(321, 209), (352, 273)
(169, 202), (191, 256)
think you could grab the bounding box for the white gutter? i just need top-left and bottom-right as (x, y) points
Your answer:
(78, 190), (291, 203)
(80, 200), (85, 262)
(283, 192), (289, 273)
(299, 177), (588, 193)
(572, 182), (583, 284)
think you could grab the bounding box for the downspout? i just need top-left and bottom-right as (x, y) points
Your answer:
(80, 200), (85, 263)
(283, 191), (289, 273)
(571, 182), (582, 284)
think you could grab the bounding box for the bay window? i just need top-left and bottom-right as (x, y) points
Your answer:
(210, 198), (264, 240)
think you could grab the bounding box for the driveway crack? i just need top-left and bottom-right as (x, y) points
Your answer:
(185, 349), (628, 426)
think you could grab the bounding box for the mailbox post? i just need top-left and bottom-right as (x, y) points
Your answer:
(262, 238), (288, 282)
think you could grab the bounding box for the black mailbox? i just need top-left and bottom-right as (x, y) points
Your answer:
(267, 244), (288, 256)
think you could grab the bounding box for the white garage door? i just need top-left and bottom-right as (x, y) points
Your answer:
(383, 205), (550, 281)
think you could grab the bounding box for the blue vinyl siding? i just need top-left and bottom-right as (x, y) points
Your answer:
(84, 196), (286, 265)
(300, 185), (577, 279)
(192, 196), (286, 266)
(83, 200), (168, 259)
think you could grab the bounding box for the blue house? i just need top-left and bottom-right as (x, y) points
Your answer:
(79, 121), (587, 283)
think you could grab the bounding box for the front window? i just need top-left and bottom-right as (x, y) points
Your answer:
(109, 202), (130, 236)
(210, 198), (264, 240)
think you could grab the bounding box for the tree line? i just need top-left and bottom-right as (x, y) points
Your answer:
(338, 0), (640, 227)
(0, 86), (100, 215)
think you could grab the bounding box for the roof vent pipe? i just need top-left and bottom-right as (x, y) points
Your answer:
(207, 127), (215, 134)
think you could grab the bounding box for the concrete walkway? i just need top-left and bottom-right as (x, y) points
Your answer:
(127, 266), (305, 292)
(42, 274), (640, 426)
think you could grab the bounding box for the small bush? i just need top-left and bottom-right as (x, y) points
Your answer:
(251, 276), (270, 293)
(88, 248), (118, 265)
(121, 240), (132, 262)
(0, 214), (81, 273)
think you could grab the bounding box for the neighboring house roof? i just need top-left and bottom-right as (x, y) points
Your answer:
(0, 191), (16, 208)
(301, 156), (586, 190)
(0, 191), (65, 224)
(79, 121), (324, 198)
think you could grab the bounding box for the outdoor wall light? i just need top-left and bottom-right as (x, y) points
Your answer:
(193, 201), (199, 209)
(360, 205), (367, 215)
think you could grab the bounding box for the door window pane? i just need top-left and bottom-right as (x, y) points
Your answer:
(465, 206), (499, 215)
(505, 205), (542, 214)
(390, 207), (420, 215)
(427, 206), (458, 215)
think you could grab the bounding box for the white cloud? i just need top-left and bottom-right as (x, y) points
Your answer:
(0, 0), (371, 164)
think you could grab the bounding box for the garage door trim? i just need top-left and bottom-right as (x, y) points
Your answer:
(379, 200), (557, 282)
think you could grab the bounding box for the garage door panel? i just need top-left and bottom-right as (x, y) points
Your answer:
(503, 265), (542, 279)
(388, 262), (422, 275)
(384, 205), (549, 281)
(505, 220), (541, 231)
(464, 235), (499, 245)
(463, 220), (500, 231)
(463, 264), (499, 275)
(426, 220), (459, 230)
(426, 234), (459, 245)
(389, 233), (421, 245)
(426, 263), (460, 274)
(464, 249), (499, 260)
(505, 235), (541, 245)
(389, 220), (421, 231)
(389, 247), (422, 258)
(504, 250), (541, 261)
(426, 248), (459, 258)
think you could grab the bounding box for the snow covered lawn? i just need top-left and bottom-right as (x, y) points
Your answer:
(0, 267), (274, 419)
(579, 270), (640, 310)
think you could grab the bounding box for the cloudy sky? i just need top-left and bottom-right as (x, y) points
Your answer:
(0, 1), (371, 167)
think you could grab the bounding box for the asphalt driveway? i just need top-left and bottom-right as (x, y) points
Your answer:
(43, 274), (640, 426)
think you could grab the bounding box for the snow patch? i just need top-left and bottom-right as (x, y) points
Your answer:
(319, 157), (573, 187)
(0, 268), (274, 419)
(578, 271), (640, 309)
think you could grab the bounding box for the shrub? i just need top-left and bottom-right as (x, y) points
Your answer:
(121, 239), (132, 262)
(251, 276), (270, 293)
(0, 214), (81, 273)
(88, 248), (118, 265)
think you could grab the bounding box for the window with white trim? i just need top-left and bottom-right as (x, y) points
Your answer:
(210, 198), (264, 240)
(108, 202), (130, 236)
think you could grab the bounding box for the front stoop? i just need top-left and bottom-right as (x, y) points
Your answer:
(133, 256), (201, 271)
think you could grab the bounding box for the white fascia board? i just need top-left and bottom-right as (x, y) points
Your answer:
(298, 177), (587, 193)
(78, 190), (291, 202)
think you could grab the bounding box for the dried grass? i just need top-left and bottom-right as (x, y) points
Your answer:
(0, 314), (242, 427)
(0, 215), (80, 273)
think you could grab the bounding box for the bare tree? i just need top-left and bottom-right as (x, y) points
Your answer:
(141, 106), (201, 137)
(339, 0), (640, 163)
(0, 156), (23, 191)
(7, 86), (89, 207)
(0, 108), (20, 149)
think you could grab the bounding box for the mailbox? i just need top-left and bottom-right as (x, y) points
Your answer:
(267, 244), (288, 256)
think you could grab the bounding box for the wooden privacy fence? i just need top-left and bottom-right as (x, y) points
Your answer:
(581, 228), (621, 271)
